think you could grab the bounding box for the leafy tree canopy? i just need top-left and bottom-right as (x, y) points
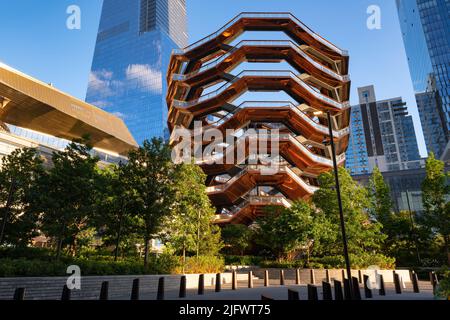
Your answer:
(0, 148), (44, 246)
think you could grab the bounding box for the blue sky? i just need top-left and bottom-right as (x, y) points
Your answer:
(0, 0), (427, 156)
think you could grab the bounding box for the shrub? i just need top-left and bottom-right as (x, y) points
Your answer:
(0, 247), (55, 261)
(175, 256), (225, 274)
(224, 255), (263, 266)
(259, 259), (304, 269)
(309, 256), (343, 269)
(310, 253), (395, 269)
(0, 245), (224, 276)
(436, 267), (450, 300)
(257, 253), (395, 270)
(349, 253), (395, 269)
(147, 253), (180, 274)
(0, 258), (67, 277)
(307, 262), (325, 269)
(0, 254), (180, 277)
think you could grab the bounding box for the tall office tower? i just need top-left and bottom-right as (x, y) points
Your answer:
(167, 13), (350, 225)
(346, 86), (421, 175)
(396, 0), (450, 158)
(416, 75), (447, 158)
(345, 104), (370, 175)
(86, 0), (188, 144)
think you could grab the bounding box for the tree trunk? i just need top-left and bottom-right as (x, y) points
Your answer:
(0, 178), (16, 245)
(182, 245), (186, 274)
(114, 210), (124, 262)
(196, 211), (200, 258)
(72, 237), (78, 257)
(70, 228), (81, 257)
(56, 237), (63, 261)
(56, 220), (66, 261)
(143, 237), (150, 268)
(444, 235), (450, 267)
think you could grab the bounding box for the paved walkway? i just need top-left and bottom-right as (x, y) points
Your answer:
(175, 283), (434, 300)
(149, 280), (435, 301)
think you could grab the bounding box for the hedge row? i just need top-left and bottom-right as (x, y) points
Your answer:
(224, 253), (396, 269)
(259, 254), (395, 269)
(224, 255), (264, 266)
(0, 255), (225, 277)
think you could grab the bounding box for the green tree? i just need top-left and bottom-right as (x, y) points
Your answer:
(0, 147), (44, 246)
(367, 167), (393, 224)
(94, 164), (139, 261)
(163, 163), (222, 265)
(422, 153), (450, 265)
(384, 210), (423, 265)
(255, 201), (318, 261)
(367, 167), (409, 258)
(221, 224), (253, 255)
(124, 138), (176, 267)
(313, 168), (387, 258)
(37, 138), (99, 259)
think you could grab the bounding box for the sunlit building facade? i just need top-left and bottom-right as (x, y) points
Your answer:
(346, 86), (422, 174)
(86, 0), (188, 144)
(0, 62), (137, 165)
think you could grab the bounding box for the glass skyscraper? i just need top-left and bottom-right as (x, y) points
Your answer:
(345, 104), (370, 175)
(86, 0), (188, 144)
(396, 0), (450, 158)
(416, 75), (448, 157)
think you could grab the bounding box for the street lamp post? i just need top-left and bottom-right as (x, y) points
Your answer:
(325, 111), (353, 299)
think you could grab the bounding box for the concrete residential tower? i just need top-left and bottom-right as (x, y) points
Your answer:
(346, 86), (421, 175)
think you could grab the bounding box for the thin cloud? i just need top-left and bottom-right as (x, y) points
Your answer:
(126, 64), (162, 93)
(88, 69), (123, 99)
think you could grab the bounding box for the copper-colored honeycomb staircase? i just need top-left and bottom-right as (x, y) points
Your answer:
(167, 12), (351, 225)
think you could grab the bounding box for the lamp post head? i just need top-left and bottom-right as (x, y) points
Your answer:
(323, 136), (331, 146)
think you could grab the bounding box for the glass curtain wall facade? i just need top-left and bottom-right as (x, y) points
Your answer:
(86, 0), (187, 144)
(353, 168), (426, 214)
(396, 0), (450, 158)
(345, 104), (370, 174)
(392, 100), (422, 165)
(416, 73), (447, 158)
